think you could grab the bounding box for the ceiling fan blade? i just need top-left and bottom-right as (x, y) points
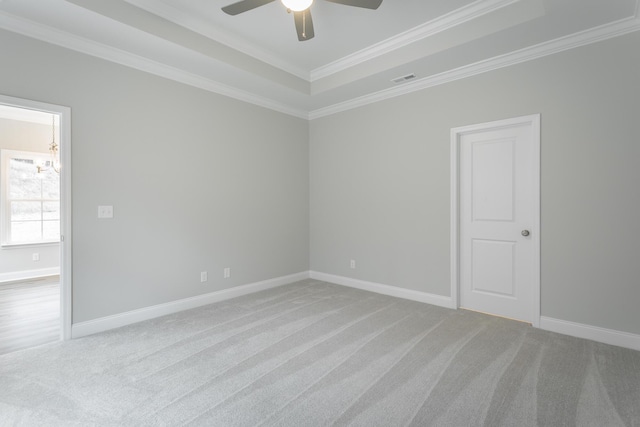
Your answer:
(294, 9), (314, 41)
(222, 0), (275, 15)
(324, 0), (382, 9)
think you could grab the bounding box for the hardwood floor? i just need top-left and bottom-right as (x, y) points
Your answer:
(0, 276), (60, 356)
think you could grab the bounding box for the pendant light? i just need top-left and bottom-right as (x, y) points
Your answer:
(36, 114), (60, 174)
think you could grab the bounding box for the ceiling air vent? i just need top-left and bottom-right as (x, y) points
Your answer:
(391, 73), (416, 84)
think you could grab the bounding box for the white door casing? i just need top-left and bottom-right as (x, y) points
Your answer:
(451, 115), (540, 326)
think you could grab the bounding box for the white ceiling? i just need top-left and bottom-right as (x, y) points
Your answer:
(0, 0), (638, 118)
(0, 104), (56, 125)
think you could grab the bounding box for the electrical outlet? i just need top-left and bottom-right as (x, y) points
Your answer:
(98, 205), (113, 219)
(223, 267), (231, 279)
(200, 271), (208, 282)
(350, 259), (356, 269)
(32, 253), (40, 262)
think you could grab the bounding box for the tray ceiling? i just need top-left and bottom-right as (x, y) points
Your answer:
(0, 0), (638, 118)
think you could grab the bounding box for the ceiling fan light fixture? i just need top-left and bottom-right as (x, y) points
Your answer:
(281, 0), (313, 12)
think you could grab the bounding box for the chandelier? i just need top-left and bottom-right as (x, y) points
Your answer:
(36, 114), (60, 174)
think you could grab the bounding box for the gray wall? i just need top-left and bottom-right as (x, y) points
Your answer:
(2, 26), (638, 337)
(0, 30), (309, 323)
(0, 118), (60, 278)
(310, 31), (640, 335)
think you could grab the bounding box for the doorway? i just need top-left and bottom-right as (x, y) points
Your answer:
(450, 115), (540, 325)
(0, 94), (71, 351)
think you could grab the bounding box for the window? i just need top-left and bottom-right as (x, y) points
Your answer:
(1, 149), (60, 245)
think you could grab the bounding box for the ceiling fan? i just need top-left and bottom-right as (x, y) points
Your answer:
(221, 0), (383, 42)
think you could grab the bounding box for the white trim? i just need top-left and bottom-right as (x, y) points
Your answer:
(309, 271), (454, 309)
(540, 316), (640, 352)
(311, 0), (520, 81)
(450, 114), (541, 327)
(122, 0), (310, 81)
(0, 267), (60, 283)
(71, 271), (310, 339)
(60, 104), (72, 341)
(0, 94), (72, 341)
(1, 3), (638, 120)
(530, 116), (541, 328)
(0, 11), (309, 120)
(450, 138), (459, 312)
(0, 241), (60, 249)
(309, 16), (640, 119)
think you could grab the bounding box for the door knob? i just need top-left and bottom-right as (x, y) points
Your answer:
(521, 230), (530, 237)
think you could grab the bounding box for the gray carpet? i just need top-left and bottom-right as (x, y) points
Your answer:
(0, 279), (638, 426)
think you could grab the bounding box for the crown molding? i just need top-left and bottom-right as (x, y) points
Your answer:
(310, 0), (521, 82)
(122, 0), (311, 81)
(0, 11), (309, 120)
(1, 4), (638, 122)
(309, 15), (640, 120)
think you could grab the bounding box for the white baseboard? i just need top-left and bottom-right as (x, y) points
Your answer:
(310, 272), (640, 351)
(71, 271), (310, 339)
(70, 269), (640, 352)
(0, 267), (60, 283)
(540, 316), (640, 352)
(309, 271), (454, 309)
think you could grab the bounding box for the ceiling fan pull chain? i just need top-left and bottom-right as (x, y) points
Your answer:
(302, 13), (306, 38)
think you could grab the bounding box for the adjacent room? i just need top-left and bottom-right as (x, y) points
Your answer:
(0, 106), (61, 355)
(0, 0), (638, 425)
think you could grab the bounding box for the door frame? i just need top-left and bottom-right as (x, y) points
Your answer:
(450, 114), (540, 327)
(0, 94), (72, 340)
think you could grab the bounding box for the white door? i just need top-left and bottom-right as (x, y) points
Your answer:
(453, 115), (539, 324)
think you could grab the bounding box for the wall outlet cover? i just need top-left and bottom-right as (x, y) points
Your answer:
(98, 205), (114, 219)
